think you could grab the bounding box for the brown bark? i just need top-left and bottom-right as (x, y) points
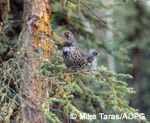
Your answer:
(130, 1), (145, 112)
(22, 0), (52, 122)
(132, 48), (143, 112)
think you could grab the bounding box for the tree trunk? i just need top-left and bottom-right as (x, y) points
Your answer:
(132, 48), (143, 112)
(101, 0), (116, 72)
(22, 0), (52, 122)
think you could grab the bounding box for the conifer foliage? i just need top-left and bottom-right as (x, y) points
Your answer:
(0, 0), (149, 123)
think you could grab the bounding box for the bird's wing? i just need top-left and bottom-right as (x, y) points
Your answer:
(75, 47), (88, 59)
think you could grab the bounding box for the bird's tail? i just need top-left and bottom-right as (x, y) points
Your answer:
(87, 50), (98, 63)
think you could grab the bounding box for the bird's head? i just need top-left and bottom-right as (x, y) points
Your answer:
(64, 41), (74, 47)
(64, 31), (73, 39)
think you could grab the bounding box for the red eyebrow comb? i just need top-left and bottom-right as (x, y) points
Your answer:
(64, 31), (71, 35)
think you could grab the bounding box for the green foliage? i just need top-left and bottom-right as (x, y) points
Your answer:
(39, 51), (146, 122)
(113, 0), (150, 120)
(0, 58), (22, 122)
(0, 0), (149, 123)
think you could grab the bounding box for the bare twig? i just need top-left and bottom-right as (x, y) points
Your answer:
(80, 0), (108, 28)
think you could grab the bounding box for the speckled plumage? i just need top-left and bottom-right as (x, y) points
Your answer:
(62, 31), (97, 69)
(63, 41), (97, 69)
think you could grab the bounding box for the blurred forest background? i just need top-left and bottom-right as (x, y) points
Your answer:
(0, 0), (150, 123)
